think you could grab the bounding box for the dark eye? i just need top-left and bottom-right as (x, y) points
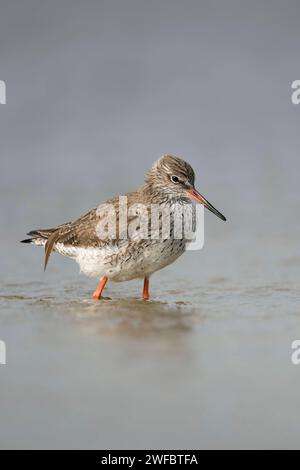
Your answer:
(171, 175), (180, 183)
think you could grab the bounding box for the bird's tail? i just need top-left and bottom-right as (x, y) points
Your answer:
(21, 219), (73, 270)
(20, 228), (56, 246)
(21, 225), (70, 271)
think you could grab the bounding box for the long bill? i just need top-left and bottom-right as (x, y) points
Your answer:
(186, 189), (226, 221)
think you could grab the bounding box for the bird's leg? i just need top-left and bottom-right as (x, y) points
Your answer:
(143, 277), (150, 300)
(92, 276), (110, 300)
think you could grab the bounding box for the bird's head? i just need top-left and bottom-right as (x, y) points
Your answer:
(145, 155), (226, 221)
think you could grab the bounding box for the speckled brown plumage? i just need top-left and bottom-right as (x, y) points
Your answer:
(21, 155), (226, 299)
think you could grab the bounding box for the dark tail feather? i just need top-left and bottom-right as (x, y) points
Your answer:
(20, 227), (58, 244)
(21, 225), (69, 270)
(27, 229), (56, 239)
(44, 230), (61, 271)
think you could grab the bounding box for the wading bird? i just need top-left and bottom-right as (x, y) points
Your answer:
(21, 155), (226, 300)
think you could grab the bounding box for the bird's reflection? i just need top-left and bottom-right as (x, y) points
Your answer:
(16, 278), (207, 355)
(66, 298), (198, 335)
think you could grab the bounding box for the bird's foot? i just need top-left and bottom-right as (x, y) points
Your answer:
(92, 276), (110, 300)
(92, 292), (111, 300)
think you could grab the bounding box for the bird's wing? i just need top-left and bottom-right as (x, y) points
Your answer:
(44, 207), (102, 270)
(44, 195), (142, 270)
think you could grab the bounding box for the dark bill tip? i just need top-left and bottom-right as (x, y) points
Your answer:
(186, 189), (227, 222)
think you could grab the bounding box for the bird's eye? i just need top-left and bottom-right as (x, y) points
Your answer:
(171, 175), (180, 183)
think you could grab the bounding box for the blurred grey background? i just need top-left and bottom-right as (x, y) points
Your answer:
(0, 0), (299, 280)
(1, 0), (300, 450)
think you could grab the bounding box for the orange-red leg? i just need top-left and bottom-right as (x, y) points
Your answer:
(143, 277), (150, 300)
(92, 276), (109, 300)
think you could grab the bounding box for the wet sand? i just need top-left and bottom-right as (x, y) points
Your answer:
(1, 265), (300, 449)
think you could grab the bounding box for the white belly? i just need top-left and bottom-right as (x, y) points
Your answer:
(54, 239), (186, 281)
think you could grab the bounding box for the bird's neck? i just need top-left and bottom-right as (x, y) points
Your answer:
(140, 184), (191, 207)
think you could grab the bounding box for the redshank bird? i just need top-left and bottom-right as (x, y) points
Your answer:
(21, 155), (226, 300)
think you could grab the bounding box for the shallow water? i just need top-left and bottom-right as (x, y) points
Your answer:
(1, 261), (300, 449)
(1, 184), (300, 449)
(2, 0), (300, 450)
